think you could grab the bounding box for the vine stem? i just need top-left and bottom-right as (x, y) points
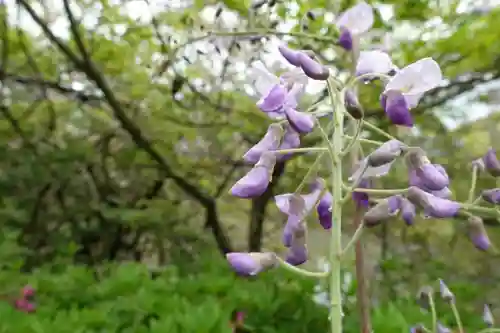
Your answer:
(450, 302), (464, 333)
(468, 165), (478, 203)
(328, 80), (344, 333)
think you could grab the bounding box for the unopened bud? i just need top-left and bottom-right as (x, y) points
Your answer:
(363, 195), (401, 227)
(438, 279), (454, 302)
(344, 90), (364, 119)
(483, 304), (494, 327)
(468, 215), (491, 251)
(405, 147), (429, 170)
(481, 188), (500, 204)
(416, 286), (433, 311)
(483, 148), (500, 177)
(297, 53), (329, 81)
(367, 139), (405, 167)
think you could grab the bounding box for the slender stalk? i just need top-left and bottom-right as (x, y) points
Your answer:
(276, 256), (329, 278)
(328, 80), (344, 333)
(294, 152), (324, 193)
(468, 165), (478, 203)
(340, 224), (364, 257)
(450, 302), (464, 333)
(429, 293), (438, 333)
(273, 147), (327, 155)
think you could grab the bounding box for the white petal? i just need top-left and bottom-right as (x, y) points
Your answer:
(280, 67), (309, 86)
(356, 51), (393, 76)
(385, 58), (442, 95)
(248, 61), (279, 97)
(349, 158), (394, 181)
(402, 92), (425, 108)
(275, 193), (293, 214)
(335, 2), (374, 35)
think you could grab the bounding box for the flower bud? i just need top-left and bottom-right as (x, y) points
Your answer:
(416, 285), (433, 311)
(436, 323), (451, 333)
(345, 90), (364, 119)
(363, 195), (401, 227)
(230, 152), (276, 198)
(483, 148), (500, 177)
(467, 215), (490, 251)
(284, 107), (315, 134)
(226, 252), (277, 276)
(317, 191), (333, 229)
(483, 304), (494, 327)
(481, 188), (500, 204)
(243, 123), (283, 164)
(367, 139), (405, 167)
(400, 197), (416, 225)
(278, 45), (301, 67)
(438, 279), (454, 302)
(352, 179), (371, 207)
(406, 186), (460, 218)
(297, 52), (330, 80)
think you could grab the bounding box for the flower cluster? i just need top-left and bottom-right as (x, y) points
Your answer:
(14, 285), (36, 313)
(218, 1), (499, 332)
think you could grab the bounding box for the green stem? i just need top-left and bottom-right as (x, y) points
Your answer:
(344, 135), (383, 146)
(468, 165), (478, 203)
(294, 152), (324, 193)
(341, 119), (363, 157)
(342, 184), (409, 196)
(340, 224), (364, 257)
(362, 119), (399, 141)
(477, 329), (500, 333)
(460, 204), (500, 218)
(450, 302), (464, 333)
(273, 147), (327, 155)
(276, 256), (329, 278)
(211, 30), (337, 43)
(328, 80), (344, 333)
(429, 293), (438, 333)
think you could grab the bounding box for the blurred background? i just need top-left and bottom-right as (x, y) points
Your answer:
(0, 0), (500, 332)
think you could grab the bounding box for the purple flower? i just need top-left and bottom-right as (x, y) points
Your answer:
(275, 178), (324, 216)
(409, 163), (450, 192)
(278, 44), (302, 66)
(483, 148), (500, 177)
(363, 195), (401, 227)
(400, 197), (416, 225)
(231, 152), (276, 198)
(467, 215), (490, 251)
(276, 125), (300, 161)
(279, 194), (308, 247)
(406, 186), (460, 218)
(248, 62), (307, 119)
(438, 279), (454, 302)
(483, 304), (494, 327)
(297, 52), (330, 81)
(355, 50), (394, 77)
(335, 2), (374, 51)
(285, 221), (308, 266)
(481, 188), (500, 204)
(317, 191), (333, 229)
(381, 58), (442, 127)
(350, 140), (404, 180)
(226, 252), (277, 276)
(352, 179), (371, 207)
(284, 106), (315, 134)
(243, 124), (283, 164)
(345, 90), (363, 119)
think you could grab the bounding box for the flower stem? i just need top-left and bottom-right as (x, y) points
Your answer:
(328, 80), (344, 333)
(294, 152), (325, 193)
(477, 329), (500, 333)
(468, 165), (478, 203)
(342, 185), (408, 196)
(429, 292), (438, 333)
(450, 302), (464, 333)
(362, 119), (399, 141)
(341, 119), (363, 157)
(340, 224), (364, 258)
(273, 147), (327, 155)
(276, 256), (329, 278)
(344, 135), (383, 146)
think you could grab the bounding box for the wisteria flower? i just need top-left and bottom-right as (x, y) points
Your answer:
(285, 221), (308, 265)
(285, 106), (315, 134)
(231, 152), (276, 198)
(226, 252), (277, 276)
(381, 58), (443, 127)
(248, 61), (307, 119)
(355, 50), (394, 78)
(467, 215), (490, 251)
(400, 197), (416, 225)
(438, 279), (454, 302)
(406, 149), (449, 191)
(317, 191), (333, 229)
(483, 148), (500, 177)
(280, 194), (308, 247)
(345, 90), (363, 119)
(350, 140), (405, 180)
(275, 179), (324, 216)
(481, 188), (500, 204)
(363, 195), (401, 227)
(352, 179), (371, 207)
(276, 125), (301, 161)
(407, 186), (460, 218)
(335, 2), (374, 51)
(243, 123), (283, 164)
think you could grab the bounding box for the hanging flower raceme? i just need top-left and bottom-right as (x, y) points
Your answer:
(243, 123), (283, 164)
(362, 195), (401, 227)
(355, 50), (395, 78)
(226, 252), (278, 276)
(406, 148), (449, 192)
(381, 58), (443, 127)
(231, 152), (276, 198)
(335, 2), (374, 51)
(481, 188), (500, 204)
(276, 125), (301, 161)
(350, 139), (406, 181)
(406, 186), (460, 218)
(248, 61), (308, 119)
(467, 215), (490, 251)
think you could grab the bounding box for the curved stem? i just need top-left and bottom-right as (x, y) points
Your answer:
(344, 135), (383, 146)
(468, 165), (478, 203)
(294, 152), (325, 193)
(362, 119), (399, 141)
(450, 302), (464, 333)
(276, 256), (329, 278)
(342, 184), (409, 196)
(477, 329), (500, 333)
(429, 293), (438, 333)
(341, 119), (363, 157)
(273, 147), (327, 155)
(340, 224), (364, 258)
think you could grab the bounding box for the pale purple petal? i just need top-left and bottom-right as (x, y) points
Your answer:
(356, 50), (393, 77)
(278, 44), (302, 66)
(482, 188), (500, 204)
(483, 148), (500, 176)
(276, 126), (301, 161)
(297, 53), (329, 80)
(382, 90), (413, 127)
(336, 2), (374, 35)
(256, 84), (287, 114)
(385, 58), (442, 96)
(243, 124), (283, 164)
(284, 107), (315, 134)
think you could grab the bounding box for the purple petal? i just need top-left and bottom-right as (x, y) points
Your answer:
(286, 244), (307, 265)
(284, 107), (315, 134)
(226, 252), (276, 276)
(338, 28), (353, 50)
(352, 179), (371, 207)
(256, 84), (287, 114)
(416, 164), (449, 191)
(483, 148), (500, 177)
(363, 195), (401, 227)
(278, 45), (302, 66)
(317, 191), (333, 229)
(407, 187), (460, 218)
(382, 90), (413, 127)
(297, 53), (329, 80)
(400, 197), (416, 225)
(468, 216), (490, 251)
(243, 124), (283, 164)
(285, 221), (308, 265)
(276, 126), (301, 161)
(482, 188), (500, 204)
(345, 90), (363, 119)
(231, 153), (275, 198)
